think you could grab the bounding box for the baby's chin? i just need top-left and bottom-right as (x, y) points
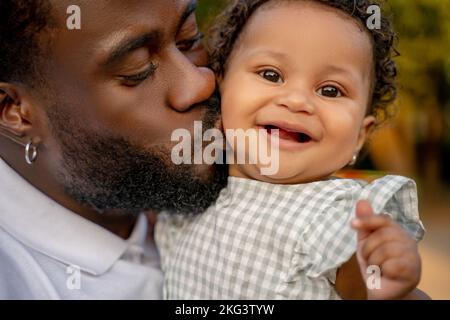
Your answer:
(236, 162), (331, 185)
(258, 168), (316, 185)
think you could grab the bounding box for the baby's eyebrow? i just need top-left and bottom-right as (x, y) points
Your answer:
(244, 48), (289, 62)
(323, 65), (352, 75)
(321, 65), (361, 83)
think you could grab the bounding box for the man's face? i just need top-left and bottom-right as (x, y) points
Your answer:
(35, 0), (227, 214)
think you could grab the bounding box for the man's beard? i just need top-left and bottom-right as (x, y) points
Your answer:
(46, 93), (228, 215)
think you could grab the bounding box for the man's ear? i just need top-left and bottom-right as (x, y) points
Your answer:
(355, 115), (376, 153)
(0, 83), (34, 138)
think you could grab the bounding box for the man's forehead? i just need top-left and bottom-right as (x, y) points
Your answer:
(49, 0), (194, 26)
(47, 0), (196, 67)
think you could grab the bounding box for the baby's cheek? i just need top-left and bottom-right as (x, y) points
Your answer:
(324, 116), (361, 162)
(326, 110), (360, 142)
(220, 99), (239, 132)
(221, 94), (254, 132)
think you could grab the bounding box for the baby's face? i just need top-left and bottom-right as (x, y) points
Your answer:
(220, 1), (376, 184)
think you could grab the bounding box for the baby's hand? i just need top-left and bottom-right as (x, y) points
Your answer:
(351, 200), (421, 300)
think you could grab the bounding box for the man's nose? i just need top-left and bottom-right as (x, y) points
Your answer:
(275, 89), (315, 114)
(167, 51), (216, 112)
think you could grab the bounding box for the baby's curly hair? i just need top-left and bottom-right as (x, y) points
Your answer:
(208, 0), (398, 125)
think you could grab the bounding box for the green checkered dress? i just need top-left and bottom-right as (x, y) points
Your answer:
(155, 175), (425, 299)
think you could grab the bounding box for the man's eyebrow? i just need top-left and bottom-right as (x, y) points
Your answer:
(101, 31), (162, 68)
(176, 0), (197, 33)
(100, 0), (196, 68)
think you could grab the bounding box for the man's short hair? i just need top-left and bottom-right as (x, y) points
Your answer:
(0, 0), (53, 86)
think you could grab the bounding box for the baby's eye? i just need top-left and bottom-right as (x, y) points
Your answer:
(317, 85), (342, 98)
(259, 69), (283, 84)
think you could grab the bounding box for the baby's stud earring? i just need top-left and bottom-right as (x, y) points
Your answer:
(349, 154), (358, 166)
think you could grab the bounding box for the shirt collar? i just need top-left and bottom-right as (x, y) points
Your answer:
(0, 157), (147, 275)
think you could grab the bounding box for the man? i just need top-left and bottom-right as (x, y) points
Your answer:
(0, 0), (227, 299)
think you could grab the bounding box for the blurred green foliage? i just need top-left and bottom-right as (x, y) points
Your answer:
(197, 0), (226, 29)
(388, 0), (450, 135)
(389, 0), (450, 184)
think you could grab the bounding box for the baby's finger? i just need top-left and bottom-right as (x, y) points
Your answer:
(352, 213), (393, 234)
(359, 226), (411, 261)
(366, 242), (408, 268)
(380, 256), (421, 283)
(354, 200), (374, 241)
(355, 200), (374, 218)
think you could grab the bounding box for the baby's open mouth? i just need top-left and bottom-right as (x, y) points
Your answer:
(264, 125), (312, 143)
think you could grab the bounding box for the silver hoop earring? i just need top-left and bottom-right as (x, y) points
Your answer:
(25, 140), (38, 165)
(349, 154), (357, 166)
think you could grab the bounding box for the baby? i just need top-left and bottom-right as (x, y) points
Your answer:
(156, 0), (426, 299)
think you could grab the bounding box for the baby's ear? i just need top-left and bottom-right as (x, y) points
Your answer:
(356, 115), (376, 151)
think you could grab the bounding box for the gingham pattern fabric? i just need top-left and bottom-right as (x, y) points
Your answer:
(155, 175), (425, 300)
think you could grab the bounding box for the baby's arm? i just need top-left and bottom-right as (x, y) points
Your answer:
(335, 200), (430, 300)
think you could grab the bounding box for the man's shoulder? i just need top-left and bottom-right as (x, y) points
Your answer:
(0, 228), (59, 299)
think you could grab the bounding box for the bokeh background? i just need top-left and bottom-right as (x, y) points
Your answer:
(196, 0), (450, 299)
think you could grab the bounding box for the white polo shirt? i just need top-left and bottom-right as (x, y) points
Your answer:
(0, 158), (163, 299)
